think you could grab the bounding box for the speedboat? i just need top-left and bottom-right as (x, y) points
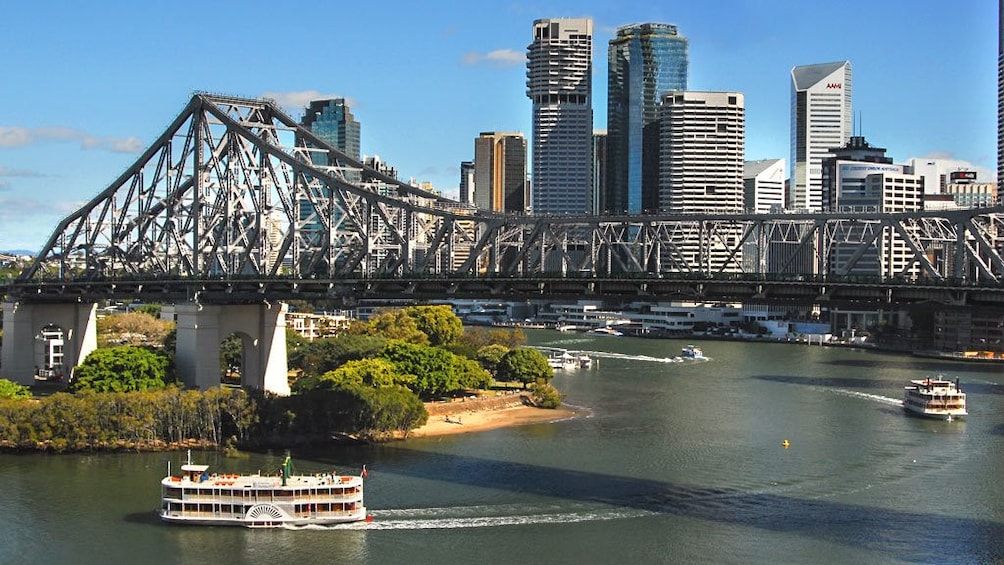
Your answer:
(588, 326), (624, 337)
(681, 345), (704, 359)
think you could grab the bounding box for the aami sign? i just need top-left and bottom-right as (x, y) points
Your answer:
(826, 83), (842, 89)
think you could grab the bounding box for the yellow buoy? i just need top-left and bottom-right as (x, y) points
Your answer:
(782, 439), (790, 449)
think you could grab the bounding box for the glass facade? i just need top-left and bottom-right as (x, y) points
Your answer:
(606, 23), (687, 214)
(300, 99), (361, 164)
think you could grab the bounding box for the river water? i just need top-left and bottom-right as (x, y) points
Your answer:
(3, 331), (1003, 564)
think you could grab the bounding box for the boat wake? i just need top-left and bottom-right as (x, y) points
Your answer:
(285, 502), (653, 530)
(575, 350), (705, 364)
(827, 389), (902, 406)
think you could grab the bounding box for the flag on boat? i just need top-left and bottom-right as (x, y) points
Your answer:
(361, 464), (368, 478)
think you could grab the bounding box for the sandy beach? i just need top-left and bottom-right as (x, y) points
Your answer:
(406, 403), (580, 438)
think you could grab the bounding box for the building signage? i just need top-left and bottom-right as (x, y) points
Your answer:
(826, 83), (842, 89)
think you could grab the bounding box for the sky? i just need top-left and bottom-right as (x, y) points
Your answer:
(0, 0), (997, 252)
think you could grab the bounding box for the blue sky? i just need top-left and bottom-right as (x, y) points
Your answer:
(0, 0), (997, 251)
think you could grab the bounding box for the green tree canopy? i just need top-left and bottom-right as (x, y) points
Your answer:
(70, 346), (174, 393)
(295, 358), (415, 393)
(531, 381), (563, 409)
(288, 333), (388, 378)
(366, 309), (429, 344)
(403, 305), (464, 346)
(378, 340), (463, 399)
(0, 379), (31, 400)
(497, 347), (553, 388)
(476, 344), (511, 377)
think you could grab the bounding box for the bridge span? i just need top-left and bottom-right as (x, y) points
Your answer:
(2, 94), (1003, 392)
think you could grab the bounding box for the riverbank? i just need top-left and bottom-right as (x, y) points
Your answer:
(407, 395), (580, 438)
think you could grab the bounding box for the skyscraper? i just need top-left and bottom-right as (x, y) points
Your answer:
(659, 91), (745, 272)
(606, 23), (688, 214)
(789, 61), (852, 211)
(459, 160), (475, 206)
(526, 18), (593, 215)
(659, 91), (745, 213)
(998, 0), (1003, 185)
(473, 132), (527, 213)
(300, 98), (361, 162)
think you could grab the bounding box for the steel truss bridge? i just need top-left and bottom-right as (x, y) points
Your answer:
(6, 94), (1004, 308)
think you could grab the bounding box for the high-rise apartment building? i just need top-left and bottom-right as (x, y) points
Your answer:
(659, 91), (745, 272)
(473, 132), (528, 213)
(607, 23), (688, 214)
(526, 18), (594, 215)
(790, 61), (852, 211)
(300, 98), (361, 162)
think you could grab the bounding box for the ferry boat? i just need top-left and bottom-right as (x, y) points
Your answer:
(903, 377), (967, 421)
(160, 451), (367, 528)
(681, 345), (705, 359)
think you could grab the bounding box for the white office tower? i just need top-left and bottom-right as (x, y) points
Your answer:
(526, 18), (594, 215)
(659, 91), (745, 272)
(744, 159), (786, 213)
(790, 61), (852, 211)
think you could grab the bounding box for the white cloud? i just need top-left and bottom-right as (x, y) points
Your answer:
(0, 180), (9, 192)
(0, 126), (142, 153)
(0, 167), (45, 178)
(462, 49), (525, 67)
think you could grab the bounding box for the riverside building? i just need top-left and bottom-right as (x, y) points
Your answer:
(606, 23), (688, 214)
(526, 18), (594, 215)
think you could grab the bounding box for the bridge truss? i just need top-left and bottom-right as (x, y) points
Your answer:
(11, 94), (1004, 298)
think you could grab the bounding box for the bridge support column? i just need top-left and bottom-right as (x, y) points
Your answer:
(174, 301), (290, 395)
(0, 301), (98, 386)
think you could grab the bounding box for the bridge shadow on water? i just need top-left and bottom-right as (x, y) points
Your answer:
(303, 448), (1004, 563)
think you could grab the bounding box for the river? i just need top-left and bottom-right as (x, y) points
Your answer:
(2, 332), (1003, 564)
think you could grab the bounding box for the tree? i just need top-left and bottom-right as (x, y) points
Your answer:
(71, 346), (174, 393)
(294, 358), (414, 392)
(531, 381), (563, 409)
(366, 309), (429, 344)
(476, 344), (510, 377)
(404, 305), (463, 346)
(378, 340), (462, 399)
(497, 347), (553, 388)
(459, 326), (528, 351)
(452, 354), (493, 390)
(288, 333), (388, 378)
(0, 379), (31, 400)
(96, 311), (173, 348)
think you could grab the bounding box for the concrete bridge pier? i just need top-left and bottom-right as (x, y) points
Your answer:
(174, 301), (290, 395)
(0, 301), (98, 386)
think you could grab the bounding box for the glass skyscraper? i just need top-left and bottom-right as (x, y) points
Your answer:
(300, 98), (361, 164)
(606, 23), (688, 214)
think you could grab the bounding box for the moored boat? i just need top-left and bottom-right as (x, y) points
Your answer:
(160, 451), (368, 527)
(903, 376), (967, 421)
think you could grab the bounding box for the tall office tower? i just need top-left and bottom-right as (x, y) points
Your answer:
(998, 0), (1003, 185)
(473, 132), (528, 213)
(526, 18), (594, 215)
(592, 130), (608, 215)
(659, 91), (745, 272)
(743, 159), (786, 213)
(790, 61), (852, 211)
(607, 23), (688, 214)
(300, 98), (361, 162)
(659, 91), (745, 212)
(459, 161), (475, 206)
(820, 135), (923, 278)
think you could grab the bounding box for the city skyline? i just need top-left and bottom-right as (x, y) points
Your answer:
(0, 0), (996, 251)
